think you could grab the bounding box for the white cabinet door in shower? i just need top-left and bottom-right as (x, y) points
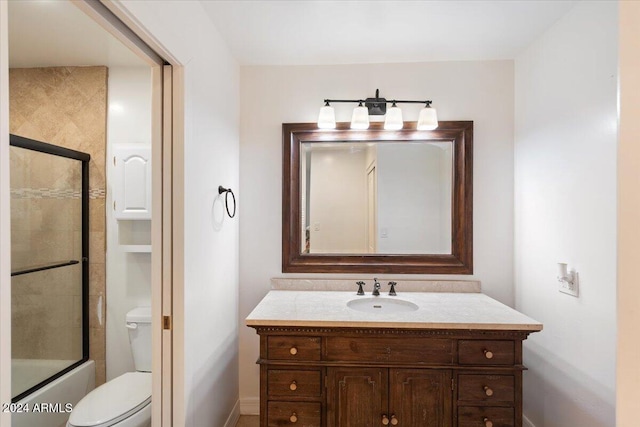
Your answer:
(113, 144), (152, 220)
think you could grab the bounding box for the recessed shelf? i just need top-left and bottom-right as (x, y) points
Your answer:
(120, 245), (151, 253)
(117, 220), (151, 252)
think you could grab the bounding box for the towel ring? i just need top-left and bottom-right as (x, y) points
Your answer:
(218, 186), (236, 218)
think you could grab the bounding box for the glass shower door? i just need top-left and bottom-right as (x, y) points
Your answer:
(9, 135), (89, 402)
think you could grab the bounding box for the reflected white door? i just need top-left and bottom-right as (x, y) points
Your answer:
(367, 164), (377, 253)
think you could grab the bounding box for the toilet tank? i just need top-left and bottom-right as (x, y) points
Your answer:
(126, 307), (152, 372)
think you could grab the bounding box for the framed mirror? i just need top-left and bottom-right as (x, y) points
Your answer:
(282, 121), (473, 274)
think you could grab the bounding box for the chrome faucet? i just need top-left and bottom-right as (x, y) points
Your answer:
(372, 278), (381, 296)
(388, 281), (397, 296)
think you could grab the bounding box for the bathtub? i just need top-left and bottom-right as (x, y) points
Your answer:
(11, 360), (95, 427)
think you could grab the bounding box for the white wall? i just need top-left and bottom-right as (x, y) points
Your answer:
(239, 60), (515, 405)
(114, 2), (241, 426)
(106, 67), (153, 380)
(514, 2), (617, 426)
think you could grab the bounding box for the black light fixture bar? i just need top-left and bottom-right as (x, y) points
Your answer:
(323, 99), (432, 105)
(323, 89), (432, 116)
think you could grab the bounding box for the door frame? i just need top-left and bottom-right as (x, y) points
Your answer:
(0, 2), (11, 425)
(0, 2), (185, 426)
(77, 2), (185, 426)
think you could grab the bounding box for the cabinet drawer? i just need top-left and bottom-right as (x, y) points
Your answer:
(267, 401), (321, 427)
(458, 340), (515, 365)
(268, 336), (321, 361)
(458, 375), (514, 402)
(325, 336), (454, 363)
(458, 406), (514, 427)
(268, 369), (322, 398)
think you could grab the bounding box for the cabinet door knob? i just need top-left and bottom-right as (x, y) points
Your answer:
(483, 349), (494, 359)
(390, 414), (399, 425)
(289, 381), (297, 391)
(483, 417), (493, 427)
(483, 385), (494, 396)
(289, 412), (298, 423)
(289, 347), (298, 355)
(382, 414), (390, 425)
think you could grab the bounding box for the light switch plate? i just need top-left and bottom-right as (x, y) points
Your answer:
(558, 272), (579, 297)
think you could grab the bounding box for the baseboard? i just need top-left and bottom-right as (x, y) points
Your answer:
(238, 397), (535, 425)
(523, 414), (536, 427)
(223, 400), (240, 427)
(240, 397), (260, 415)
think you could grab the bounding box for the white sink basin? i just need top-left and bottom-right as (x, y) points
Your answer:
(347, 297), (419, 313)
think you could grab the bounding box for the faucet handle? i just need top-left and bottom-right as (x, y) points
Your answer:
(356, 281), (365, 296)
(388, 281), (398, 296)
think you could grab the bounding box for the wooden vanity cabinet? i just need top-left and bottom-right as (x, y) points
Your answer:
(325, 367), (453, 427)
(252, 327), (532, 427)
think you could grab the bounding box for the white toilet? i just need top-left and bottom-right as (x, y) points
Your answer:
(68, 307), (152, 427)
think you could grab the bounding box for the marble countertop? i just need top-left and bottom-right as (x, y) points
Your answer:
(246, 290), (543, 331)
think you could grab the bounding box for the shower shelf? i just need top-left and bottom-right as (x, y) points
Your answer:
(11, 260), (80, 277)
(121, 244), (151, 253)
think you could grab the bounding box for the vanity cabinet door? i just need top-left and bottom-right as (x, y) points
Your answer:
(390, 369), (453, 427)
(326, 367), (453, 427)
(326, 367), (388, 427)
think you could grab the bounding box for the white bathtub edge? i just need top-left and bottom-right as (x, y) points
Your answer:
(12, 360), (95, 427)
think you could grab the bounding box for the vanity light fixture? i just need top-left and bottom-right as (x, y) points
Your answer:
(317, 89), (438, 130)
(350, 101), (370, 130)
(317, 101), (336, 129)
(384, 102), (403, 130)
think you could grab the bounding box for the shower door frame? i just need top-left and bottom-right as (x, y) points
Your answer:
(9, 134), (91, 403)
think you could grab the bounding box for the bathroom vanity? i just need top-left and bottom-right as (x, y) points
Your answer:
(246, 287), (542, 427)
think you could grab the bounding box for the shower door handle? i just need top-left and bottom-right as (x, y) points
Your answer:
(97, 294), (103, 326)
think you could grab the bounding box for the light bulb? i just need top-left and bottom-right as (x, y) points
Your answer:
(384, 104), (403, 130)
(317, 104), (336, 129)
(350, 104), (369, 130)
(417, 105), (438, 130)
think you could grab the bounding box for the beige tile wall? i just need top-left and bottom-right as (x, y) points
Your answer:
(9, 66), (107, 386)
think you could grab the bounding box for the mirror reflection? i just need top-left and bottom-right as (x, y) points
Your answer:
(301, 141), (453, 255)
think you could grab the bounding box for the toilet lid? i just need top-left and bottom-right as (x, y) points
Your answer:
(68, 372), (151, 427)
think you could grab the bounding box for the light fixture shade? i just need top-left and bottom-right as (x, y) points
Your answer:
(417, 106), (438, 130)
(351, 105), (370, 129)
(317, 105), (336, 129)
(384, 106), (403, 130)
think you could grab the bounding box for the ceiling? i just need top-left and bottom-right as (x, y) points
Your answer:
(8, 0), (146, 68)
(201, 0), (576, 65)
(7, 0), (577, 68)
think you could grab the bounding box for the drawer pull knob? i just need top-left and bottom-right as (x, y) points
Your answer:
(483, 417), (493, 427)
(382, 414), (390, 425)
(390, 414), (399, 425)
(483, 386), (494, 396)
(289, 381), (297, 391)
(290, 347), (298, 355)
(483, 349), (494, 359)
(290, 412), (298, 423)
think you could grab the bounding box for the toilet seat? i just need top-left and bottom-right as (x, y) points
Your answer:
(68, 372), (151, 427)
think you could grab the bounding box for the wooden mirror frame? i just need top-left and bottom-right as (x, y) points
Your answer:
(282, 121), (473, 274)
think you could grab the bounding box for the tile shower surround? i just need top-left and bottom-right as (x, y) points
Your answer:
(9, 66), (108, 386)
